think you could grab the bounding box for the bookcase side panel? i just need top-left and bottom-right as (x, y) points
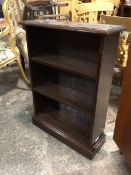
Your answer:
(91, 33), (120, 144)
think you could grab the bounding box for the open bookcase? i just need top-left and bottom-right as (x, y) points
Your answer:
(23, 20), (123, 159)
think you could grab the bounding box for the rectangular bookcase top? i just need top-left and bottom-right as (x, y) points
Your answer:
(21, 20), (124, 35)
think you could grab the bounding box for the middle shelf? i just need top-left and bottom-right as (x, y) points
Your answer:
(33, 82), (95, 115)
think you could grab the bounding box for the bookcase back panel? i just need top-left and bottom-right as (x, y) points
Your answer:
(59, 72), (96, 98)
(59, 104), (92, 138)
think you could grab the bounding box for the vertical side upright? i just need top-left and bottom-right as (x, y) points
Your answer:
(91, 33), (120, 145)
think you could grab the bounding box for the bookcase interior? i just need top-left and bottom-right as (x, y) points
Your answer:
(27, 26), (101, 64)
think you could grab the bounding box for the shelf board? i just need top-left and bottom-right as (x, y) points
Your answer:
(33, 110), (91, 147)
(31, 53), (97, 80)
(33, 82), (95, 115)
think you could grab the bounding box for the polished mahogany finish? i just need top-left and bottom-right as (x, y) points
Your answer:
(114, 43), (131, 167)
(22, 20), (123, 159)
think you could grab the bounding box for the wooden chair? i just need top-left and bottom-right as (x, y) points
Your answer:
(0, 0), (30, 84)
(75, 2), (114, 22)
(6, 0), (29, 69)
(22, 0), (70, 21)
(54, 0), (79, 21)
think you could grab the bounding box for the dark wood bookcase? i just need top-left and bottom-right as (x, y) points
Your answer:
(23, 20), (123, 159)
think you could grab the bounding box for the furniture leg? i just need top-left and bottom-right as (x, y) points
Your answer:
(16, 59), (30, 84)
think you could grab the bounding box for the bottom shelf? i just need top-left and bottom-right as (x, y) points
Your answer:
(32, 110), (105, 159)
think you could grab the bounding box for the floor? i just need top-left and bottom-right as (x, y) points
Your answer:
(0, 67), (131, 175)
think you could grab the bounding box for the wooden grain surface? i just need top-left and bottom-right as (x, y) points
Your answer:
(21, 20), (124, 35)
(114, 43), (131, 167)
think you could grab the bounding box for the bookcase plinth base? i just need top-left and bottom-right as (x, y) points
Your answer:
(32, 116), (105, 159)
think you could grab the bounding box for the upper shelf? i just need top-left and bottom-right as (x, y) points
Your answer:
(21, 20), (124, 36)
(31, 53), (97, 80)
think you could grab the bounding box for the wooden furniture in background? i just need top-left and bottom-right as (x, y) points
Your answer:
(100, 14), (131, 32)
(36, 0), (114, 22)
(27, 0), (50, 6)
(100, 15), (131, 68)
(23, 20), (123, 159)
(22, 0), (70, 20)
(92, 0), (120, 15)
(54, 0), (79, 21)
(75, 2), (114, 22)
(113, 43), (131, 167)
(120, 0), (131, 17)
